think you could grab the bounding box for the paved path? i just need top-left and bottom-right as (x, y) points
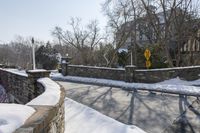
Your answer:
(58, 81), (200, 133)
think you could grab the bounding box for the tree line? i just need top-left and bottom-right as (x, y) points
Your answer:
(0, 0), (200, 69)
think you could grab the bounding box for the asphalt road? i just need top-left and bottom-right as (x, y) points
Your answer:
(58, 81), (200, 133)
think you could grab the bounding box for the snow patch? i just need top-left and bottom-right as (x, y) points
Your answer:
(0, 104), (35, 133)
(68, 65), (125, 71)
(118, 48), (128, 53)
(27, 78), (61, 106)
(52, 74), (200, 96)
(0, 68), (28, 77)
(159, 77), (200, 86)
(62, 60), (67, 64)
(27, 69), (47, 73)
(65, 98), (146, 133)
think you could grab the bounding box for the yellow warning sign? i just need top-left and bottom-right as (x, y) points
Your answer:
(146, 60), (151, 68)
(144, 49), (151, 60)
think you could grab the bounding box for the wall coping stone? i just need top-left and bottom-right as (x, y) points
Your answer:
(26, 70), (51, 78)
(68, 65), (125, 71)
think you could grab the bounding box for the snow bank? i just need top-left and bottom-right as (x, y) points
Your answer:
(68, 65), (125, 71)
(118, 48), (128, 53)
(0, 68), (28, 77)
(0, 104), (35, 133)
(27, 78), (61, 106)
(52, 74), (200, 96)
(27, 69), (46, 73)
(159, 77), (200, 86)
(65, 98), (146, 133)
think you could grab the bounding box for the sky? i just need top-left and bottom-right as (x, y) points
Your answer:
(0, 0), (107, 43)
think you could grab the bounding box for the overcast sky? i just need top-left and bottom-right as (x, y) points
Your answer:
(0, 0), (107, 43)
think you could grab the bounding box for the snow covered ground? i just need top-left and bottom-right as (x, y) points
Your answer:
(1, 69), (199, 133)
(159, 77), (200, 86)
(65, 98), (146, 133)
(0, 104), (35, 133)
(51, 73), (200, 96)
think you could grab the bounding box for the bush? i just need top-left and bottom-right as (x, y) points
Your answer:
(36, 43), (58, 70)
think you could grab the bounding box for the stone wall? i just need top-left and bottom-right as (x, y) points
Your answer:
(0, 68), (65, 133)
(67, 65), (125, 81)
(61, 64), (200, 83)
(0, 69), (29, 103)
(135, 66), (200, 83)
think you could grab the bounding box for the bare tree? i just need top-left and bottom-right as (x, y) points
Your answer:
(103, 0), (199, 67)
(0, 36), (33, 69)
(102, 0), (145, 66)
(139, 0), (200, 67)
(52, 18), (103, 65)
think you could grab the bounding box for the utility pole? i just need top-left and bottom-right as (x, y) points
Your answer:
(131, 49), (133, 65)
(131, 0), (137, 66)
(32, 38), (36, 70)
(133, 6), (137, 66)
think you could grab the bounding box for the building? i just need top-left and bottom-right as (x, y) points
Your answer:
(116, 8), (200, 66)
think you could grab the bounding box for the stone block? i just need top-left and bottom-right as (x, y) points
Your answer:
(61, 63), (68, 76)
(125, 65), (136, 82)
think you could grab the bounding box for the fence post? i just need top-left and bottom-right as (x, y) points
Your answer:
(125, 65), (136, 82)
(61, 57), (71, 76)
(26, 70), (50, 101)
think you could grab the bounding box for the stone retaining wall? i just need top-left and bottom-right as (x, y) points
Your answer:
(0, 68), (65, 133)
(0, 69), (30, 103)
(61, 64), (200, 83)
(135, 66), (200, 83)
(67, 65), (125, 81)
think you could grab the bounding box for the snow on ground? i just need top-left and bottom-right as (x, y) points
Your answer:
(0, 85), (8, 103)
(0, 104), (35, 133)
(51, 74), (200, 96)
(65, 98), (146, 133)
(159, 77), (200, 86)
(27, 78), (61, 106)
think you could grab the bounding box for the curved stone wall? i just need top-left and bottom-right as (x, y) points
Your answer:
(14, 83), (65, 133)
(0, 68), (65, 133)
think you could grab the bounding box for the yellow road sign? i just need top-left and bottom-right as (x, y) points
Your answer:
(144, 49), (151, 60)
(146, 60), (151, 68)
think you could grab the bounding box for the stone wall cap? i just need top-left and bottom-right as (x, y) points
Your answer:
(125, 65), (137, 68)
(68, 65), (125, 71)
(26, 69), (50, 74)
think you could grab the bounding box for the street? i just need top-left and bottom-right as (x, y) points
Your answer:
(58, 81), (200, 133)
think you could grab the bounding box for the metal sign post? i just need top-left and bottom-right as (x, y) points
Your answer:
(32, 38), (36, 70)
